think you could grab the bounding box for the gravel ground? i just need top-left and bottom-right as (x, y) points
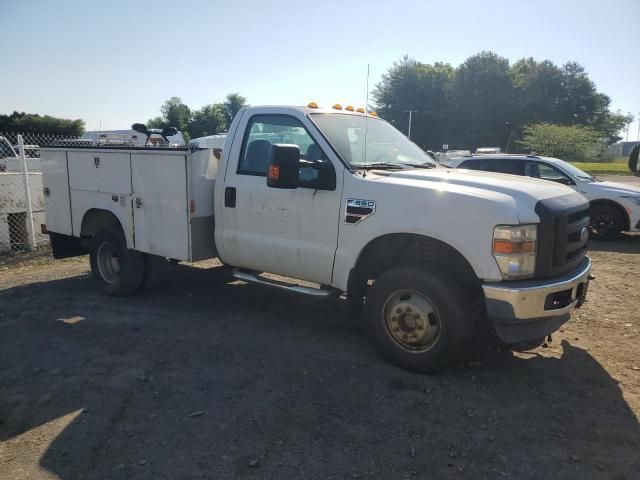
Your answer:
(0, 235), (638, 480)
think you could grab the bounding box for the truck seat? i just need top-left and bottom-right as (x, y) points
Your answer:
(244, 139), (271, 174)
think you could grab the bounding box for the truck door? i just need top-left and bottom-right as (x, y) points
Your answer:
(219, 112), (343, 284)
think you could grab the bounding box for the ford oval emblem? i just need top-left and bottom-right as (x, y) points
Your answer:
(580, 227), (589, 241)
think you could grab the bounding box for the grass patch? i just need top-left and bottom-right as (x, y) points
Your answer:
(569, 161), (631, 176)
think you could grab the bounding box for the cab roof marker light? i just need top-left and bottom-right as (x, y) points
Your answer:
(369, 111), (378, 117)
(356, 107), (365, 113)
(345, 105), (354, 111)
(332, 104), (343, 110)
(307, 101), (318, 108)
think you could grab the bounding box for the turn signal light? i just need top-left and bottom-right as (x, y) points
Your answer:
(493, 240), (535, 254)
(308, 101), (318, 108)
(268, 164), (280, 180)
(332, 104), (343, 110)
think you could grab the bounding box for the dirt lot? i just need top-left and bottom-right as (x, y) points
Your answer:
(0, 235), (639, 479)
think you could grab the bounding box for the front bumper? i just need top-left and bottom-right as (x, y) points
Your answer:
(483, 257), (592, 343)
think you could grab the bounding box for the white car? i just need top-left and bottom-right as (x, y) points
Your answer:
(449, 154), (640, 239)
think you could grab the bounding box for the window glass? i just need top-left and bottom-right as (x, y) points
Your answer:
(535, 162), (572, 182)
(485, 159), (525, 176)
(238, 115), (324, 176)
(460, 159), (488, 170)
(311, 113), (437, 168)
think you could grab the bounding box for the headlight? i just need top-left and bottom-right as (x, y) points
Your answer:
(620, 195), (640, 206)
(492, 225), (537, 280)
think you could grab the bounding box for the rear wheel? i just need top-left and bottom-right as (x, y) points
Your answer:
(89, 228), (145, 295)
(365, 267), (473, 373)
(590, 204), (625, 240)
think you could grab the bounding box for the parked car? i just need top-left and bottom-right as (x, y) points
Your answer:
(449, 154), (640, 239)
(41, 105), (592, 373)
(475, 147), (501, 154)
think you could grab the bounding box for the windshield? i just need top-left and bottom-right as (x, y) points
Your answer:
(310, 113), (437, 169)
(554, 159), (596, 182)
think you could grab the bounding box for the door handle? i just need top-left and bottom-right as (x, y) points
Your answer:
(135, 197), (143, 209)
(225, 187), (236, 208)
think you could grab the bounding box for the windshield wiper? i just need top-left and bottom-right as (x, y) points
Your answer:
(356, 162), (405, 170)
(401, 162), (437, 169)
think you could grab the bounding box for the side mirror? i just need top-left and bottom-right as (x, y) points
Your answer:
(554, 177), (573, 186)
(267, 144), (299, 189)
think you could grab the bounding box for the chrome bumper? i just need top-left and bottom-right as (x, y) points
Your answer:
(483, 257), (592, 343)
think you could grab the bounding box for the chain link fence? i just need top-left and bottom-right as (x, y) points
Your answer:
(0, 132), (80, 255)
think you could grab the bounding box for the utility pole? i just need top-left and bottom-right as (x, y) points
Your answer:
(626, 112), (632, 141)
(405, 109), (418, 140)
(637, 112), (640, 141)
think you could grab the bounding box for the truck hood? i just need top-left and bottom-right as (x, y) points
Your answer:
(385, 168), (574, 200)
(375, 168), (582, 223)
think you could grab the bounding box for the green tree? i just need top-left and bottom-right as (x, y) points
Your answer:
(372, 56), (453, 150)
(0, 111), (84, 135)
(519, 123), (603, 160)
(222, 93), (248, 126)
(448, 52), (514, 150)
(189, 104), (226, 138)
(510, 58), (565, 127)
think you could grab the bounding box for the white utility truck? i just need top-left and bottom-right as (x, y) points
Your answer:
(40, 104), (592, 372)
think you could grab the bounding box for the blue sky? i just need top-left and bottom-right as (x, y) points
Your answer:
(1, 0), (639, 138)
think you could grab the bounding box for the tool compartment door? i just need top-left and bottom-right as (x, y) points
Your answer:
(131, 152), (189, 260)
(41, 148), (72, 235)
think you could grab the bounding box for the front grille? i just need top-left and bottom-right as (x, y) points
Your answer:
(535, 193), (590, 278)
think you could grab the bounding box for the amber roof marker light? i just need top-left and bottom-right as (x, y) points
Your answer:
(307, 101), (318, 108)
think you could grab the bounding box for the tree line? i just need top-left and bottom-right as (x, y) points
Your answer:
(372, 52), (632, 155)
(146, 93), (248, 141)
(0, 111), (85, 136)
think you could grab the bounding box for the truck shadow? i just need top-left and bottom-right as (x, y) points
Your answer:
(1, 264), (639, 479)
(589, 232), (640, 253)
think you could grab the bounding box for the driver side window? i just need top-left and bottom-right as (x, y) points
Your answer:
(531, 162), (573, 184)
(238, 114), (328, 188)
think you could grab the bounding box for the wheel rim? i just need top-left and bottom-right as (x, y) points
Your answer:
(383, 290), (441, 353)
(591, 211), (618, 235)
(96, 241), (120, 284)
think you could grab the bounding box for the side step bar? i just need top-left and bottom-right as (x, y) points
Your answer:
(232, 269), (337, 297)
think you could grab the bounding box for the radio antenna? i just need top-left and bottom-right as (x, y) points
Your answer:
(362, 64), (370, 175)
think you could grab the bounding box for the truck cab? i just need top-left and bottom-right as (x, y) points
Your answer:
(41, 105), (592, 372)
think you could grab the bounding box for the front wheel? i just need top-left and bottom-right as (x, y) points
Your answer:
(365, 267), (473, 373)
(89, 228), (145, 296)
(590, 204), (625, 240)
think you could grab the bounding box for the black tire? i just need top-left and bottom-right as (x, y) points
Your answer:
(365, 267), (473, 373)
(89, 227), (145, 296)
(589, 204), (625, 240)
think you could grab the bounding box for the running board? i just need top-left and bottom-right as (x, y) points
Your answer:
(231, 269), (336, 297)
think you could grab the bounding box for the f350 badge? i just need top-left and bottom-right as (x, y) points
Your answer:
(345, 199), (376, 225)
